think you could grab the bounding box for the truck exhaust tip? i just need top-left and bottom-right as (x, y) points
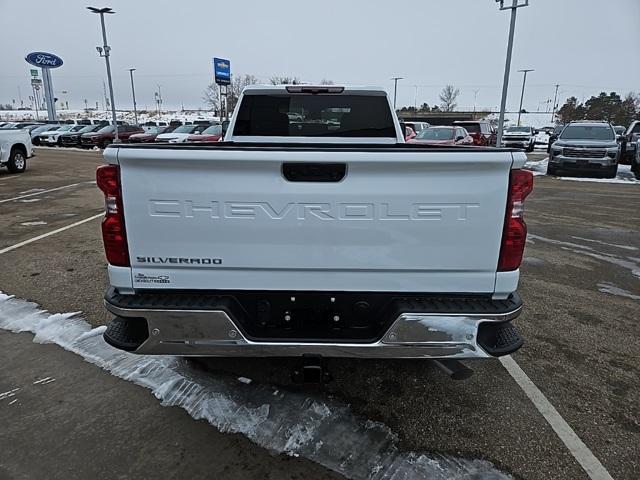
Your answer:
(433, 359), (474, 381)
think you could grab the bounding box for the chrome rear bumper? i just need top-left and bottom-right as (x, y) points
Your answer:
(104, 300), (523, 359)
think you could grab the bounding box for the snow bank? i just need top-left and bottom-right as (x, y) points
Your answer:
(524, 157), (550, 176)
(0, 292), (511, 480)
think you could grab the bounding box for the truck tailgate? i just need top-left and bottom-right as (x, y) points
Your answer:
(113, 146), (513, 293)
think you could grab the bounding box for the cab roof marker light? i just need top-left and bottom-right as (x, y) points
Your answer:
(285, 86), (345, 94)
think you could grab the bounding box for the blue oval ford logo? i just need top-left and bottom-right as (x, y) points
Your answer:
(25, 52), (64, 69)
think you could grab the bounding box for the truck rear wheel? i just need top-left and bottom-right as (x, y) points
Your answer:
(7, 147), (27, 174)
(546, 164), (558, 176)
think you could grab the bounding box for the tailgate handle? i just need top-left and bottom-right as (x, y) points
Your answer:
(282, 163), (346, 182)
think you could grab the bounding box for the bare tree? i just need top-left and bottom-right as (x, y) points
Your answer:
(202, 84), (221, 112)
(269, 76), (302, 85)
(439, 85), (460, 112)
(319, 79), (335, 85)
(203, 74), (259, 114)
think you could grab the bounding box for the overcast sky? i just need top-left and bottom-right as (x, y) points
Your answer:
(1, 0), (638, 113)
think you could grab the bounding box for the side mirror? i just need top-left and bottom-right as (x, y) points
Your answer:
(456, 136), (464, 141)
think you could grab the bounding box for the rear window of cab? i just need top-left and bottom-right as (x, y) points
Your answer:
(234, 94), (396, 138)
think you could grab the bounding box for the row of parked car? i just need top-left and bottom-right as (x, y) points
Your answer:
(404, 121), (546, 151)
(0, 119), (223, 149)
(399, 118), (640, 179)
(402, 120), (498, 147)
(403, 120), (539, 150)
(3, 116), (639, 179)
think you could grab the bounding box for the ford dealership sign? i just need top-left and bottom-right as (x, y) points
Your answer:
(25, 52), (63, 69)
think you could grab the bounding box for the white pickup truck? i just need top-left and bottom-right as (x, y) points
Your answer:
(98, 85), (533, 368)
(0, 128), (34, 173)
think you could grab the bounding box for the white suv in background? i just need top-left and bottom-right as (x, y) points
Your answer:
(38, 124), (85, 146)
(0, 128), (34, 173)
(501, 126), (536, 152)
(155, 124), (207, 143)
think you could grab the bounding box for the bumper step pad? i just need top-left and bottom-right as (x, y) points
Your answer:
(477, 321), (524, 356)
(103, 316), (149, 352)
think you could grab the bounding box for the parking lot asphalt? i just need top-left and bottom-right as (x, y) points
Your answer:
(0, 147), (638, 480)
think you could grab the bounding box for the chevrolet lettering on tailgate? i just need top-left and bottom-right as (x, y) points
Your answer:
(148, 200), (480, 221)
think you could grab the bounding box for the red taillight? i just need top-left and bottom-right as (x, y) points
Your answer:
(96, 164), (130, 267)
(498, 169), (534, 271)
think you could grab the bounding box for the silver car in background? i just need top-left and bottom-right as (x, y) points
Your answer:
(547, 121), (619, 178)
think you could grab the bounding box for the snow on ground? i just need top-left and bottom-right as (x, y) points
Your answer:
(528, 234), (640, 279)
(524, 157), (640, 184)
(527, 235), (640, 302)
(570, 236), (638, 252)
(524, 157), (550, 176)
(558, 164), (639, 184)
(597, 282), (640, 301)
(1, 109), (219, 125)
(0, 292), (512, 480)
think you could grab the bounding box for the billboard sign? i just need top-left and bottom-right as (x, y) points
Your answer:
(213, 57), (231, 85)
(25, 52), (64, 69)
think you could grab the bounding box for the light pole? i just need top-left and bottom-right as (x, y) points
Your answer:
(128, 68), (138, 125)
(473, 89), (480, 113)
(391, 77), (403, 110)
(551, 83), (560, 122)
(157, 84), (163, 116)
(495, 0), (529, 147)
(516, 68), (534, 126)
(31, 86), (40, 120)
(88, 6), (119, 143)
